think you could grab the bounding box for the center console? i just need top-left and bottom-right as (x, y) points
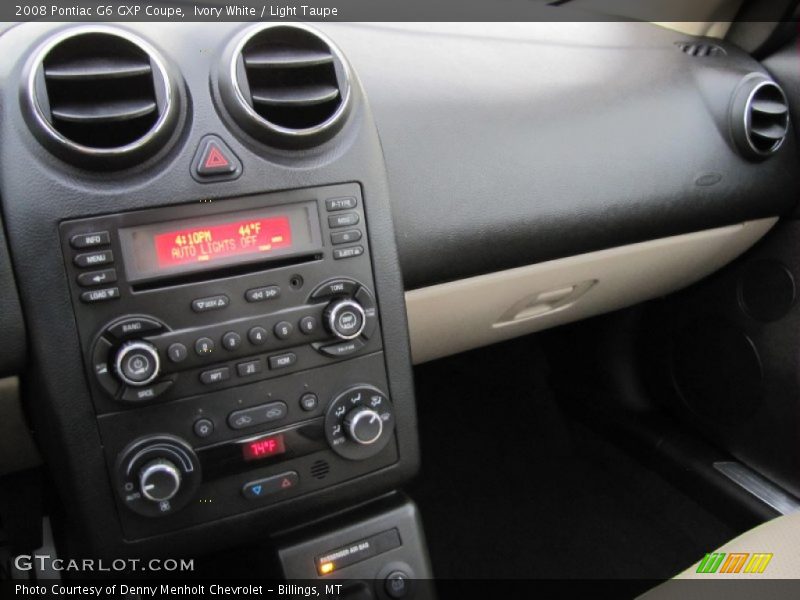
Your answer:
(0, 21), (420, 568)
(59, 182), (404, 540)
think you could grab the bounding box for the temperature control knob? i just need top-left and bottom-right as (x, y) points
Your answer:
(324, 299), (366, 340)
(114, 341), (160, 387)
(114, 435), (200, 518)
(344, 407), (384, 445)
(139, 459), (182, 503)
(325, 385), (395, 460)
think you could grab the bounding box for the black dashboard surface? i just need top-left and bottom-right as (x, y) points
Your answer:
(0, 18), (797, 558)
(323, 23), (799, 288)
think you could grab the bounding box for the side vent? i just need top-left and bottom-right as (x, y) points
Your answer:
(676, 41), (726, 57)
(731, 77), (790, 160)
(25, 27), (178, 169)
(220, 24), (351, 148)
(310, 460), (330, 480)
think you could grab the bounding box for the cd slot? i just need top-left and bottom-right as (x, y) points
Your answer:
(131, 252), (323, 292)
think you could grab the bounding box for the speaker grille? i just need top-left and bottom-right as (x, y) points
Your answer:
(310, 460), (330, 480)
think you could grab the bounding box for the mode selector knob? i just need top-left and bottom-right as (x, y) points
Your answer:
(139, 459), (181, 503)
(344, 407), (384, 446)
(324, 299), (366, 341)
(114, 341), (160, 387)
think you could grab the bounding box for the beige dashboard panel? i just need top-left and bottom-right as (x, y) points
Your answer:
(406, 218), (776, 364)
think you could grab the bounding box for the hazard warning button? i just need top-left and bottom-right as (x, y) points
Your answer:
(191, 135), (242, 181)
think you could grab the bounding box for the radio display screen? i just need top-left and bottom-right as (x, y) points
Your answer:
(119, 200), (322, 282)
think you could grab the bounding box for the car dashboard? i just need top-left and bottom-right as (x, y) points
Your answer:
(0, 19), (797, 585)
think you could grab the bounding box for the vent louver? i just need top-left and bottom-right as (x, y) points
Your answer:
(731, 77), (790, 160)
(26, 27), (178, 169)
(221, 24), (351, 148)
(676, 41), (725, 57)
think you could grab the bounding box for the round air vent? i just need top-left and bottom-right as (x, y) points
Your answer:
(219, 24), (352, 149)
(24, 26), (179, 169)
(730, 76), (790, 160)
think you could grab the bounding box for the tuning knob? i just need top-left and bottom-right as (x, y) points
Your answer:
(344, 407), (384, 445)
(324, 299), (366, 340)
(114, 341), (160, 387)
(139, 459), (182, 503)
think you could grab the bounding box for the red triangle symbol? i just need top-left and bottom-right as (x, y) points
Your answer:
(204, 144), (229, 169)
(281, 478), (293, 489)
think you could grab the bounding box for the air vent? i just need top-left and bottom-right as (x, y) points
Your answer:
(310, 460), (330, 480)
(25, 27), (178, 169)
(220, 24), (351, 148)
(676, 41), (726, 57)
(731, 77), (790, 160)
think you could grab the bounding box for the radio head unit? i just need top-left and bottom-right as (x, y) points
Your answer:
(58, 183), (407, 540)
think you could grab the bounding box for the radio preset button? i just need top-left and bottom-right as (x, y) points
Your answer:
(167, 343), (188, 363)
(328, 213), (359, 229)
(325, 196), (357, 211)
(331, 230), (362, 245)
(242, 471), (299, 500)
(77, 268), (117, 288)
(222, 331), (242, 351)
(74, 250), (113, 268)
(120, 379), (173, 402)
(80, 287), (120, 303)
(236, 360), (263, 377)
(300, 393), (318, 412)
(191, 295), (229, 313)
(107, 316), (162, 339)
(200, 367), (230, 385)
(245, 285), (281, 303)
(299, 316), (317, 335)
(228, 401), (288, 430)
(193, 418), (214, 439)
(194, 337), (215, 356)
(248, 326), (268, 345)
(333, 246), (364, 260)
(268, 352), (297, 370)
(318, 339), (365, 357)
(70, 231), (110, 249)
(274, 321), (293, 340)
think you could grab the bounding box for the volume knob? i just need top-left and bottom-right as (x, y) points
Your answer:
(114, 341), (160, 387)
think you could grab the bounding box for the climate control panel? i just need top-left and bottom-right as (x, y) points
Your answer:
(99, 352), (399, 539)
